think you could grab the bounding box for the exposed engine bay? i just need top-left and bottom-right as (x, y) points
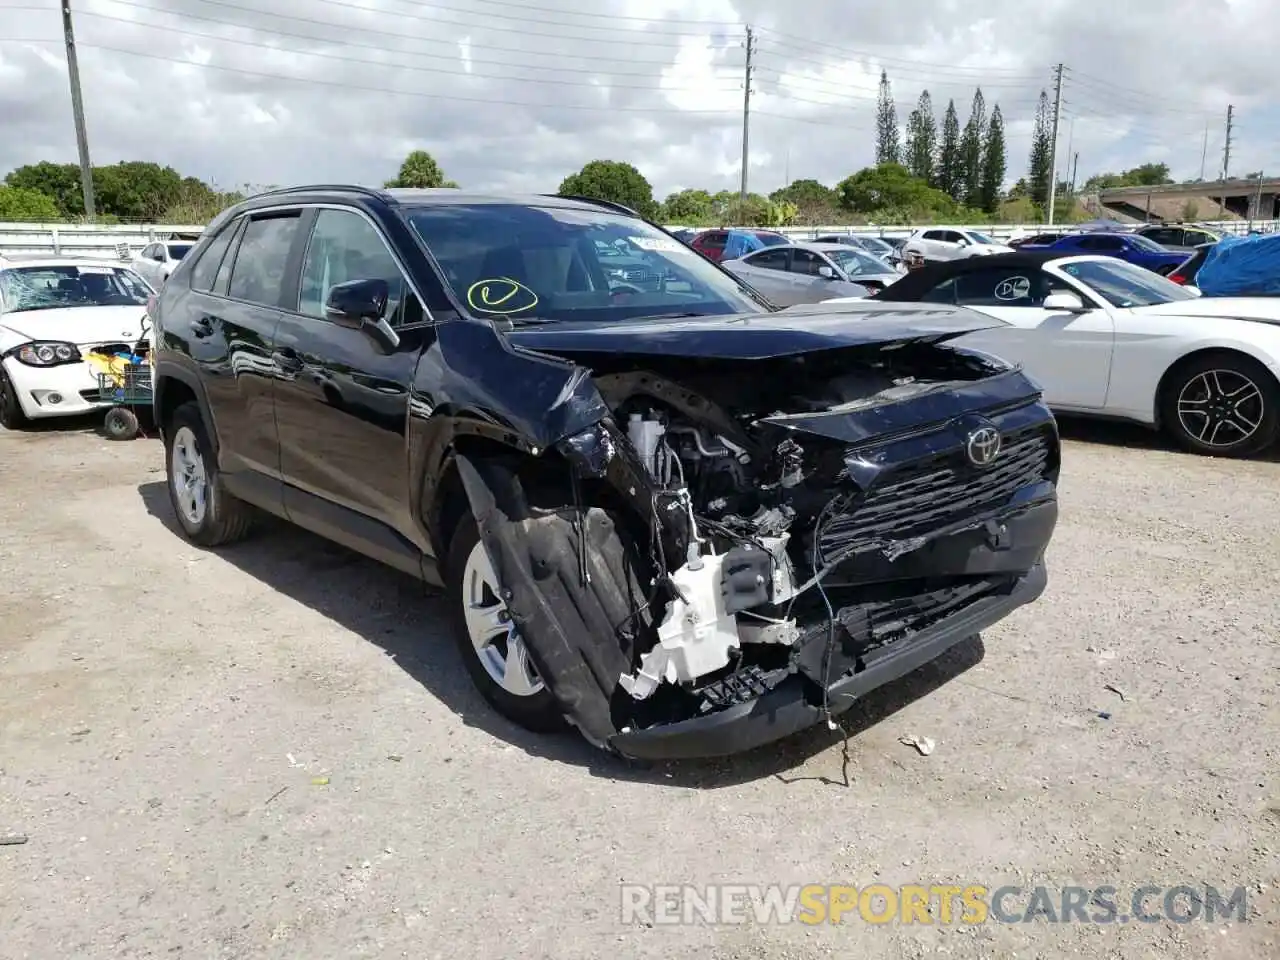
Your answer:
(458, 338), (1059, 755)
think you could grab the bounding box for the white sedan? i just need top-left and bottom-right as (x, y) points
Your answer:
(857, 252), (1280, 457)
(0, 257), (154, 429)
(131, 240), (195, 289)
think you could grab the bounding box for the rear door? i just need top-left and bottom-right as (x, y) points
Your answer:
(178, 209), (305, 498)
(270, 205), (435, 574)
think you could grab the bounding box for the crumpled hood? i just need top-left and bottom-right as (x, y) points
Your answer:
(507, 302), (1007, 361)
(0, 305), (148, 345)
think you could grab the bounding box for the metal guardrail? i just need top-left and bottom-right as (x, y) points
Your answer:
(2, 218), (1278, 259)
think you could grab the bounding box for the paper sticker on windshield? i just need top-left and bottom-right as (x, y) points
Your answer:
(466, 277), (539, 315)
(76, 266), (116, 275)
(629, 237), (692, 254)
(994, 276), (1031, 301)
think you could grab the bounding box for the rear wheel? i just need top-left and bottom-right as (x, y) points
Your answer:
(1160, 352), (1280, 457)
(0, 366), (28, 430)
(164, 401), (254, 545)
(103, 406), (140, 441)
(446, 514), (564, 733)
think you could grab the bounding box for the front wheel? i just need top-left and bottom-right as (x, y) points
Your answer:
(0, 366), (28, 431)
(446, 514), (564, 733)
(1160, 353), (1280, 457)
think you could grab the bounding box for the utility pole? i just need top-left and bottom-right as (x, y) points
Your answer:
(1220, 104), (1234, 220)
(1250, 170), (1264, 230)
(1199, 124), (1208, 181)
(1046, 63), (1064, 226)
(61, 0), (95, 220)
(1069, 151), (1079, 197)
(739, 25), (755, 203)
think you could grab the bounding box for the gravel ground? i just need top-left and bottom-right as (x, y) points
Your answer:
(0, 416), (1277, 960)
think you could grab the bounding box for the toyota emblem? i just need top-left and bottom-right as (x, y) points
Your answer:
(965, 425), (1002, 467)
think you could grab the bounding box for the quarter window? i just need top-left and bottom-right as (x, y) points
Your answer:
(298, 209), (423, 326)
(227, 214), (302, 307)
(188, 223), (237, 292)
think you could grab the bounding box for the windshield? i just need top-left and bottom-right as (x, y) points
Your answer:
(1058, 258), (1198, 308)
(855, 236), (894, 256)
(965, 232), (998, 245)
(0, 265), (152, 314)
(754, 232), (790, 248)
(166, 244), (193, 260)
(1126, 234), (1167, 252)
(406, 203), (770, 323)
(826, 247), (891, 276)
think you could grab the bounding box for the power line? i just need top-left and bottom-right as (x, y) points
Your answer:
(66, 7), (742, 92)
(74, 0), (705, 69)
(754, 29), (1041, 77)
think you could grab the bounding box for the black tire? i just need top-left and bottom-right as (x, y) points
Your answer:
(163, 401), (254, 545)
(446, 513), (564, 733)
(1159, 351), (1280, 458)
(102, 406), (139, 441)
(0, 366), (28, 431)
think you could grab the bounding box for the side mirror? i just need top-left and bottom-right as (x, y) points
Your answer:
(817, 265), (836, 279)
(1043, 291), (1088, 312)
(325, 278), (400, 352)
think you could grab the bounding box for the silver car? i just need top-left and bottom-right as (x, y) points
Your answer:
(721, 241), (900, 306)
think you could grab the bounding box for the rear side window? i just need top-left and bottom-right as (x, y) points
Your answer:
(698, 232), (727, 253)
(228, 214), (302, 306)
(188, 224), (237, 292)
(744, 248), (788, 270)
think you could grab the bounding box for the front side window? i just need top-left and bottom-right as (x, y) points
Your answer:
(964, 231), (997, 245)
(951, 268), (1058, 307)
(188, 224), (237, 292)
(227, 214), (302, 307)
(406, 203), (768, 324)
(1127, 234), (1166, 252)
(298, 209), (422, 326)
(826, 247), (890, 277)
(1057, 259), (1197, 308)
(0, 264), (151, 314)
(790, 249), (827, 276)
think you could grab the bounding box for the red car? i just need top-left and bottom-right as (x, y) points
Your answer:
(690, 228), (790, 262)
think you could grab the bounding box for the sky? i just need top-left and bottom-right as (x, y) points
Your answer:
(0, 0), (1277, 200)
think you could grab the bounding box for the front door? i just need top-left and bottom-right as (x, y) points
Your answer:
(946, 265), (1115, 409)
(271, 206), (435, 569)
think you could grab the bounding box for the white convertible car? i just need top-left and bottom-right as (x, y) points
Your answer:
(847, 251), (1280, 457)
(0, 256), (154, 429)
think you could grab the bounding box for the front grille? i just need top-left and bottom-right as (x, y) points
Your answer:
(854, 577), (1010, 649)
(819, 427), (1051, 561)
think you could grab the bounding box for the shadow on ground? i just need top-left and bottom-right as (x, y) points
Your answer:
(10, 408), (161, 441)
(137, 480), (985, 788)
(1056, 414), (1280, 462)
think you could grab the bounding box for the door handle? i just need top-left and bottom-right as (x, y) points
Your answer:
(192, 316), (215, 338)
(271, 347), (303, 371)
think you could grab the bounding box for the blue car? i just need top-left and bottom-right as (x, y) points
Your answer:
(1021, 231), (1187, 275)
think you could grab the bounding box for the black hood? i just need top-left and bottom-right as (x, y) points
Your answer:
(506, 302), (1006, 361)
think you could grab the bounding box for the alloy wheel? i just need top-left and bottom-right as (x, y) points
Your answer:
(1176, 369), (1264, 448)
(170, 425), (210, 526)
(461, 540), (544, 698)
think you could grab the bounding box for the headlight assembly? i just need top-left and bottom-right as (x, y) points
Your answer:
(13, 342), (82, 366)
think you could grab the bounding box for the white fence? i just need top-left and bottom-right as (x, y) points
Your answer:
(2, 217), (1279, 259)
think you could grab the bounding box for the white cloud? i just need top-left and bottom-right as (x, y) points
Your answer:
(0, 0), (1275, 201)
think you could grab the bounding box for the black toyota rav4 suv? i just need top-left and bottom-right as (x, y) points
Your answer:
(150, 185), (1060, 759)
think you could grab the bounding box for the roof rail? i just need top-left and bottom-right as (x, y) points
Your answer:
(246, 184), (390, 202)
(548, 194), (642, 218)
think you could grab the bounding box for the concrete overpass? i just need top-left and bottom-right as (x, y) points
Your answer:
(1096, 178), (1280, 223)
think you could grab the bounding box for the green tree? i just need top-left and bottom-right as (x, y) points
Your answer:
(384, 150), (458, 189)
(0, 185), (61, 221)
(661, 188), (714, 223)
(875, 70), (901, 165)
(959, 88), (987, 207)
(905, 90), (937, 184)
(4, 161), (85, 218)
(936, 99), (963, 202)
(769, 179), (833, 206)
(1028, 90), (1052, 207)
(92, 161), (185, 219)
(558, 160), (658, 218)
(836, 163), (957, 219)
(979, 105), (1007, 214)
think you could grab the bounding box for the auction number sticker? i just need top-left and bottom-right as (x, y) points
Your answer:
(628, 236), (691, 254)
(76, 266), (116, 275)
(465, 277), (539, 315)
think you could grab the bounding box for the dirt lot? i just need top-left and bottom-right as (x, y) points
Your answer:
(0, 418), (1277, 960)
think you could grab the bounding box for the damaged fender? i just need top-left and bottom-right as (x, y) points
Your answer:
(454, 454), (649, 749)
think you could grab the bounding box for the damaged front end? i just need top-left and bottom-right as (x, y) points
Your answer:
(456, 334), (1058, 759)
